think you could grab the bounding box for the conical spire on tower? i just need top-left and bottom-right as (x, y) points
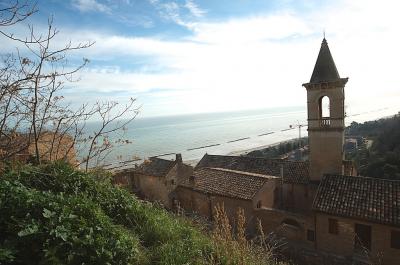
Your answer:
(309, 38), (340, 83)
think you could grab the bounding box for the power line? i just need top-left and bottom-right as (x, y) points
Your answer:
(103, 106), (398, 171)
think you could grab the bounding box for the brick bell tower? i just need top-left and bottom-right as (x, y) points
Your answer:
(302, 38), (348, 182)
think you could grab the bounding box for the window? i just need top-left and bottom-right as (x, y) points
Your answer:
(307, 229), (315, 242)
(391, 230), (400, 249)
(256, 200), (262, 208)
(273, 187), (279, 205)
(328, 218), (338, 235)
(171, 179), (176, 185)
(319, 96), (330, 118)
(355, 223), (371, 251)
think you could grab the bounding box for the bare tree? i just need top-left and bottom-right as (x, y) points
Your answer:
(0, 1), (139, 170)
(80, 99), (139, 172)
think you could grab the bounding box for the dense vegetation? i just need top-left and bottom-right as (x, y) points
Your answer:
(247, 138), (308, 159)
(0, 162), (278, 265)
(346, 113), (400, 180)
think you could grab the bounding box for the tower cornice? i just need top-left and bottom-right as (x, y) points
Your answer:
(302, 77), (348, 90)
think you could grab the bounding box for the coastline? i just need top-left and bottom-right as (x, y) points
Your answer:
(183, 137), (299, 166)
(227, 138), (297, 156)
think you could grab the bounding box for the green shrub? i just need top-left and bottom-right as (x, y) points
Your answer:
(1, 162), (278, 265)
(0, 179), (140, 265)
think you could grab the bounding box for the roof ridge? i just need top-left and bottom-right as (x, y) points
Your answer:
(205, 167), (277, 179)
(324, 173), (400, 183)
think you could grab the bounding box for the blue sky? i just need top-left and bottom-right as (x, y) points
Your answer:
(4, 0), (400, 117)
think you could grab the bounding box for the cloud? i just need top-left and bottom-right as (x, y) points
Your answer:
(184, 0), (206, 18)
(147, 0), (201, 29)
(71, 0), (111, 14)
(5, 0), (400, 117)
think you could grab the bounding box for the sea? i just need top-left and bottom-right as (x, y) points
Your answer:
(81, 105), (398, 168)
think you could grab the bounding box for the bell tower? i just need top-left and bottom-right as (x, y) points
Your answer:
(302, 38), (348, 182)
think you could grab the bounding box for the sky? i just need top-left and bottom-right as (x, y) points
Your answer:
(2, 0), (400, 118)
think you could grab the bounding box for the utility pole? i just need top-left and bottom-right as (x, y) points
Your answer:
(289, 121), (307, 161)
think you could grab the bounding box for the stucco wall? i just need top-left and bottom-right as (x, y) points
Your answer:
(316, 213), (400, 265)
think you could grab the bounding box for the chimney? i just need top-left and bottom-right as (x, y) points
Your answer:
(175, 153), (182, 163)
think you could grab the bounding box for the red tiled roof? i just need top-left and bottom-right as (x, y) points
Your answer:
(180, 167), (277, 200)
(313, 175), (400, 227)
(196, 154), (309, 184)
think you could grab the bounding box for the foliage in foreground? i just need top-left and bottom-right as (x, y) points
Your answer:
(0, 162), (278, 265)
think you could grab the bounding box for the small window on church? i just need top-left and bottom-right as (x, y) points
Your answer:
(328, 218), (339, 235)
(319, 96), (330, 118)
(391, 230), (400, 249)
(307, 229), (315, 242)
(256, 200), (262, 208)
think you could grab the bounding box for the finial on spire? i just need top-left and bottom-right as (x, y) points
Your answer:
(323, 29), (326, 39)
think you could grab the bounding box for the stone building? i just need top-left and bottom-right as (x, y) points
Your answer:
(113, 154), (193, 208)
(313, 174), (400, 265)
(177, 166), (279, 231)
(193, 154), (312, 213)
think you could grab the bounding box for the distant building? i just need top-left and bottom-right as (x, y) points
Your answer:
(344, 138), (358, 152)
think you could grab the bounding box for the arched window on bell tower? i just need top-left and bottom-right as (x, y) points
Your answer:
(319, 96), (330, 118)
(318, 96), (331, 127)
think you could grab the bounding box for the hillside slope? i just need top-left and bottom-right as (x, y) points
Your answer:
(0, 163), (278, 265)
(346, 113), (400, 180)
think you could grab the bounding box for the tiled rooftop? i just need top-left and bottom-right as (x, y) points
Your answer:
(196, 154), (309, 184)
(180, 167), (277, 200)
(313, 174), (400, 227)
(135, 157), (176, 177)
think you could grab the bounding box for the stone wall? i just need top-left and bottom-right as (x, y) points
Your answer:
(134, 172), (171, 206)
(316, 213), (400, 265)
(253, 179), (278, 209)
(176, 186), (255, 230)
(306, 84), (346, 181)
(281, 182), (320, 214)
(255, 207), (315, 248)
(176, 187), (212, 217)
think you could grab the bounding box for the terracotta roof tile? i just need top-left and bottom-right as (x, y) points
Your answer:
(196, 154), (309, 184)
(180, 167), (277, 200)
(313, 175), (400, 227)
